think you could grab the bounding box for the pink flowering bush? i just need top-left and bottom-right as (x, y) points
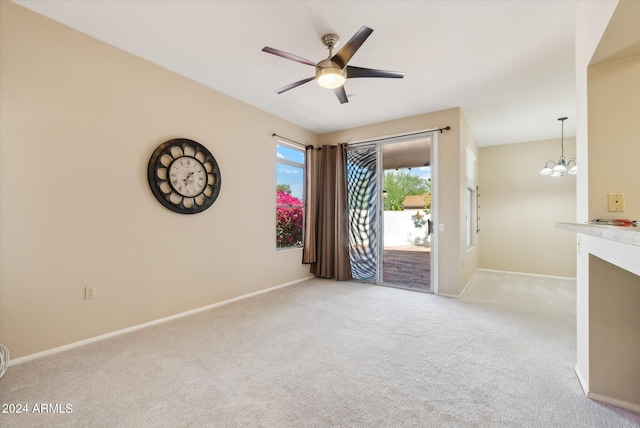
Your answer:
(276, 191), (303, 248)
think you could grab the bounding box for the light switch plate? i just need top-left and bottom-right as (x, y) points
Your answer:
(607, 193), (625, 212)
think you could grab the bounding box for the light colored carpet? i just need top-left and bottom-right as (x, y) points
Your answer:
(1, 271), (639, 427)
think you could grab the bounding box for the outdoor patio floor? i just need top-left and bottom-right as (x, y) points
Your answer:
(382, 246), (431, 292)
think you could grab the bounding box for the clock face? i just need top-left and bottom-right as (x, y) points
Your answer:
(168, 156), (207, 197)
(147, 138), (221, 214)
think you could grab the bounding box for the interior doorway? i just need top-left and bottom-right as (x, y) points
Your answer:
(346, 132), (435, 293)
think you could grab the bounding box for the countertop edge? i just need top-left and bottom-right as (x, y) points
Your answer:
(556, 222), (640, 246)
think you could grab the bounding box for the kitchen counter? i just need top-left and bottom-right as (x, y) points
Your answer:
(557, 222), (640, 276)
(556, 222), (640, 246)
(557, 222), (640, 411)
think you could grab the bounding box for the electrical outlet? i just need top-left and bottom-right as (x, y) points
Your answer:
(608, 193), (625, 212)
(85, 286), (96, 300)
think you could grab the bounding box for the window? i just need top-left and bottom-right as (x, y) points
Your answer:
(276, 143), (305, 249)
(466, 185), (476, 248)
(465, 146), (478, 249)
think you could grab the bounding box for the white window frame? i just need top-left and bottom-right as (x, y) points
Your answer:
(276, 141), (306, 250)
(466, 183), (477, 249)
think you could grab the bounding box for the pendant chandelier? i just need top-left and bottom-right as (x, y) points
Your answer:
(540, 117), (577, 176)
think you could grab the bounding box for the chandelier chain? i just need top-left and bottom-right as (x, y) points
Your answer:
(559, 117), (566, 160)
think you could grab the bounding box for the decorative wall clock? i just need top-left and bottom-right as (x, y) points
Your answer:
(147, 138), (221, 214)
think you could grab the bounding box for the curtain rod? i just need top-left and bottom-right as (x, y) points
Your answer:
(274, 126), (451, 150)
(347, 126), (451, 146)
(395, 126), (451, 136)
(271, 133), (310, 149)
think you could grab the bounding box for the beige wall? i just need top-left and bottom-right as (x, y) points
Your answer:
(580, 0), (640, 408)
(574, 0), (620, 398)
(0, 2), (316, 359)
(460, 114), (479, 287)
(479, 139), (577, 278)
(318, 108), (478, 296)
(588, 56), (640, 220)
(575, 0), (640, 409)
(589, 255), (640, 405)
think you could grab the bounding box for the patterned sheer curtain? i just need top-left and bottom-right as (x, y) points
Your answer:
(303, 144), (352, 280)
(345, 145), (378, 282)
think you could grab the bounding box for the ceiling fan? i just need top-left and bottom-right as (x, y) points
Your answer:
(262, 26), (405, 104)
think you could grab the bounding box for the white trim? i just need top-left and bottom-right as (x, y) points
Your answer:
(272, 134), (307, 150)
(431, 132), (438, 295)
(586, 392), (640, 413)
(275, 140), (306, 250)
(581, 234), (640, 276)
(460, 268), (480, 297)
(438, 268), (480, 298)
(439, 269), (575, 299)
(574, 366), (589, 395)
(437, 291), (463, 298)
(9, 276), (314, 367)
(465, 184), (473, 249)
(275, 246), (303, 253)
(376, 145), (384, 284)
(477, 268), (576, 281)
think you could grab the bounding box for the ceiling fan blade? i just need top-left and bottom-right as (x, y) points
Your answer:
(275, 76), (316, 94)
(332, 26), (374, 68)
(333, 86), (348, 104)
(346, 66), (405, 79)
(262, 47), (317, 67)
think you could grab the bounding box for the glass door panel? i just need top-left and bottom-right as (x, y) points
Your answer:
(346, 146), (379, 282)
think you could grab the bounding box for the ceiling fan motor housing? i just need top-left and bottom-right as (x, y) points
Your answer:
(316, 59), (346, 88)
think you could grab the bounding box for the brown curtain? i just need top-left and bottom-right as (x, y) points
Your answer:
(305, 144), (352, 280)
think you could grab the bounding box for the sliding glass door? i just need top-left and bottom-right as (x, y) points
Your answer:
(346, 132), (435, 292)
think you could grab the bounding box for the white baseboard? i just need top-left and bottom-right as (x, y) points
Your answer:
(574, 366), (589, 395)
(587, 392), (640, 413)
(477, 268), (576, 281)
(437, 268), (576, 299)
(459, 269), (481, 297)
(9, 276), (314, 367)
(575, 365), (640, 412)
(437, 293), (460, 298)
(437, 269), (480, 298)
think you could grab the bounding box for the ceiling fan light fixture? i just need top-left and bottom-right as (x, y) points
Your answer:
(316, 67), (346, 89)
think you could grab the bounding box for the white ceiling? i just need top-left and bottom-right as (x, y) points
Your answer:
(15, 0), (578, 147)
